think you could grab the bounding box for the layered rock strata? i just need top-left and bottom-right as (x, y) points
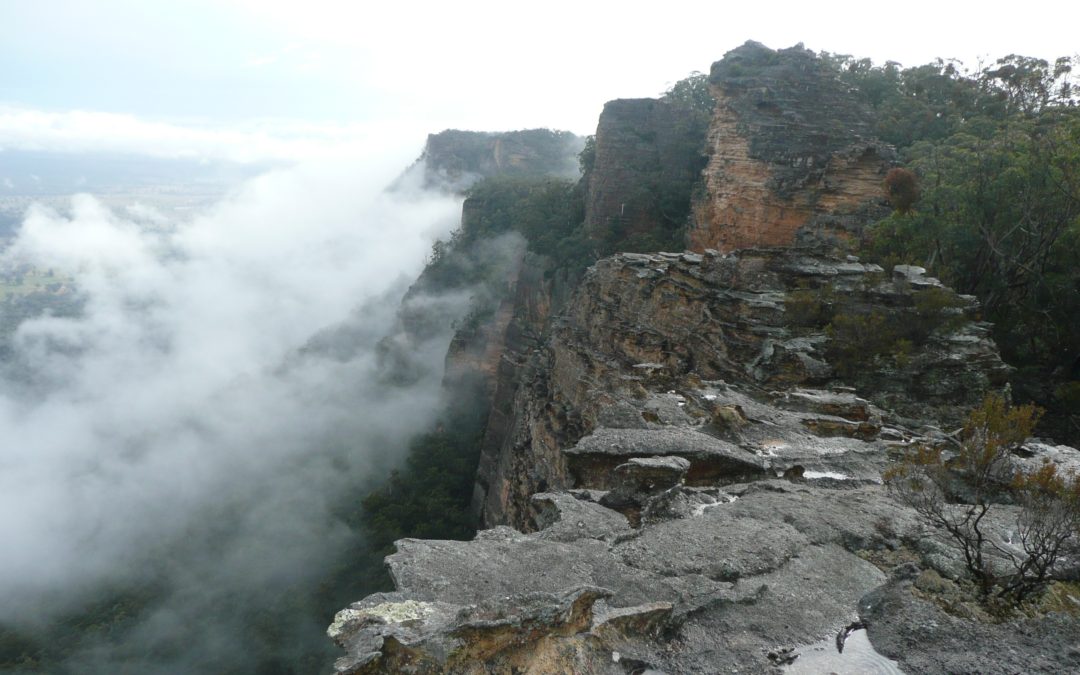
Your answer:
(327, 248), (1077, 673)
(474, 248), (1009, 528)
(419, 129), (584, 188)
(689, 42), (895, 252)
(333, 419), (1080, 673)
(330, 43), (1080, 674)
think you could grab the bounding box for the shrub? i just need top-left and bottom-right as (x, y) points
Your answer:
(883, 167), (919, 213)
(885, 394), (1080, 604)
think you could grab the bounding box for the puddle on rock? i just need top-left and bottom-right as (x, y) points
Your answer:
(802, 470), (853, 480)
(786, 629), (904, 674)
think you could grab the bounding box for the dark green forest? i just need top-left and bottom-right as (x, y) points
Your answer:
(832, 53), (1080, 440)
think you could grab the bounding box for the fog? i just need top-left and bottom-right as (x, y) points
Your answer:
(0, 157), (468, 671)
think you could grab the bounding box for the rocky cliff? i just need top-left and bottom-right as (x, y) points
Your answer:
(583, 99), (708, 252)
(689, 42), (894, 252)
(471, 249), (1010, 529)
(332, 250), (1079, 674)
(330, 43), (1080, 674)
(418, 129), (584, 189)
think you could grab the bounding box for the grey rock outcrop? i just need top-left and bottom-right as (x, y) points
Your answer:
(417, 128), (584, 189)
(474, 248), (1010, 528)
(332, 482), (902, 674)
(332, 240), (1072, 673)
(860, 564), (1080, 674)
(331, 43), (1079, 673)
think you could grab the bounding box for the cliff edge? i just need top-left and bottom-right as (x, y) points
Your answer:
(330, 43), (1080, 674)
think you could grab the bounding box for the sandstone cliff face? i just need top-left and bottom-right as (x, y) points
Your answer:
(689, 42), (895, 252)
(331, 48), (1080, 674)
(473, 249), (1010, 528)
(583, 99), (708, 252)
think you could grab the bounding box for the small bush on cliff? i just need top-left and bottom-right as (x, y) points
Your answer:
(885, 394), (1080, 605)
(884, 167), (919, 213)
(911, 286), (970, 341)
(784, 286), (835, 326)
(827, 310), (897, 372)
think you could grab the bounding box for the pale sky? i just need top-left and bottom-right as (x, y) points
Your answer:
(2, 0), (1077, 162)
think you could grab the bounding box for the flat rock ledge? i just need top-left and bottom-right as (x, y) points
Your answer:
(331, 479), (908, 674)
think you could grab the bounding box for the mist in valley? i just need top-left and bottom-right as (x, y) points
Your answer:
(0, 159), (471, 672)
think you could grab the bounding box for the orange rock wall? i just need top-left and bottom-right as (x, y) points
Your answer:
(689, 89), (892, 253)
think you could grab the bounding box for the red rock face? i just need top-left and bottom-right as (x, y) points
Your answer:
(689, 90), (892, 253)
(688, 42), (895, 253)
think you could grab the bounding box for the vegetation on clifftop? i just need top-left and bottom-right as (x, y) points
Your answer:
(832, 54), (1080, 441)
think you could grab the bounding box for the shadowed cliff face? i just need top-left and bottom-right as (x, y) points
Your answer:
(689, 41), (895, 252)
(583, 99), (708, 253)
(418, 129), (584, 190)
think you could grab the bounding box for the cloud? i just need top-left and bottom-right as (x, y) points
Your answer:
(0, 157), (467, 670)
(0, 105), (426, 163)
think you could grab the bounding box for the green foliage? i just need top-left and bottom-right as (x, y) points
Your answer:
(911, 286), (971, 339)
(360, 383), (489, 551)
(416, 174), (592, 307)
(885, 394), (1080, 605)
(457, 175), (594, 274)
(783, 287), (833, 326)
(824, 286), (969, 376)
(840, 51), (1080, 442)
(823, 52), (1076, 150)
(578, 135), (596, 176)
(871, 113), (1080, 365)
(661, 71), (715, 116)
(826, 310), (898, 376)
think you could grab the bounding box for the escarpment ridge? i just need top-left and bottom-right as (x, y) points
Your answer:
(331, 42), (1080, 674)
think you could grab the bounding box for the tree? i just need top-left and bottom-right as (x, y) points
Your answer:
(661, 71), (715, 116)
(869, 108), (1080, 373)
(883, 167), (919, 213)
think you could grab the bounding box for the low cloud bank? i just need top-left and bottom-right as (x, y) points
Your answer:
(0, 157), (466, 671)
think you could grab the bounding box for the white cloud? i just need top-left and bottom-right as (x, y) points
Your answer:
(0, 105), (427, 163)
(0, 157), (465, 657)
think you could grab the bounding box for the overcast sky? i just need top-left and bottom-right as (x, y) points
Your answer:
(2, 0), (1077, 162)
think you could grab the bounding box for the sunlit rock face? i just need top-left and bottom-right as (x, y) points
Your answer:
(689, 41), (895, 253)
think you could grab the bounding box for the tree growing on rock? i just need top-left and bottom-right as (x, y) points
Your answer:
(885, 393), (1080, 604)
(883, 167), (918, 213)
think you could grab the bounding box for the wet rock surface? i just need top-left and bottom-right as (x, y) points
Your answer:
(331, 244), (1078, 673)
(332, 49), (1078, 667)
(860, 565), (1080, 675)
(334, 482), (902, 674)
(474, 247), (1009, 527)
